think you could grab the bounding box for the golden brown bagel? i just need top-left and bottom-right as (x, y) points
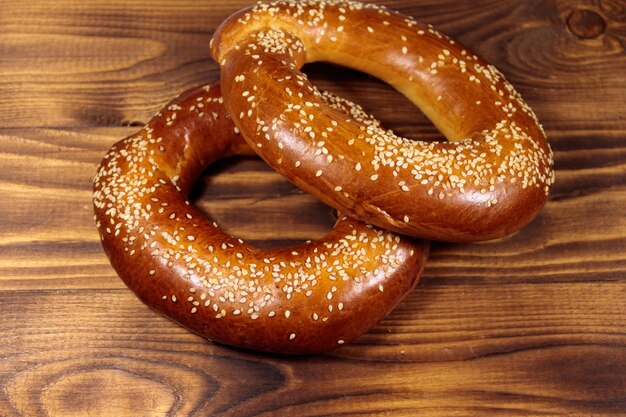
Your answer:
(211, 0), (555, 242)
(92, 83), (429, 355)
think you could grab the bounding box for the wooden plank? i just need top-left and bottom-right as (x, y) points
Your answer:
(0, 284), (624, 416)
(0, 0), (624, 128)
(1, 124), (625, 290)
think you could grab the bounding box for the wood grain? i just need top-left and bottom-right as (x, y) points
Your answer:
(1, 286), (625, 416)
(0, 0), (625, 415)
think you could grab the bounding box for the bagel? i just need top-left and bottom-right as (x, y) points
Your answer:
(92, 83), (429, 354)
(211, 0), (555, 242)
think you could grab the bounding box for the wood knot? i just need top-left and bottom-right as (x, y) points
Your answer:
(567, 9), (606, 39)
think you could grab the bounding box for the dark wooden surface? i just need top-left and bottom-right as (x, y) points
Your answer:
(1, 0), (625, 415)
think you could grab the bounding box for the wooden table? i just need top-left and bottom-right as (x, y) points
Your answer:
(1, 0), (625, 415)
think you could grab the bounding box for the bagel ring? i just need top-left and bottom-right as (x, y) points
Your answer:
(211, 0), (555, 242)
(93, 83), (429, 355)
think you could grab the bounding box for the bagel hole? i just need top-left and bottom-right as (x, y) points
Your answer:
(189, 156), (337, 250)
(191, 64), (437, 250)
(304, 62), (440, 142)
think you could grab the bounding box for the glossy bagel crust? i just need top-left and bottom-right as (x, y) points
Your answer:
(211, 0), (555, 242)
(92, 83), (429, 355)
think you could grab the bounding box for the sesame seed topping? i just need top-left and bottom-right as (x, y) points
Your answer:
(95, 0), (555, 352)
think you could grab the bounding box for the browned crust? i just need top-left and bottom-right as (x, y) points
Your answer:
(211, 0), (555, 242)
(92, 83), (429, 354)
